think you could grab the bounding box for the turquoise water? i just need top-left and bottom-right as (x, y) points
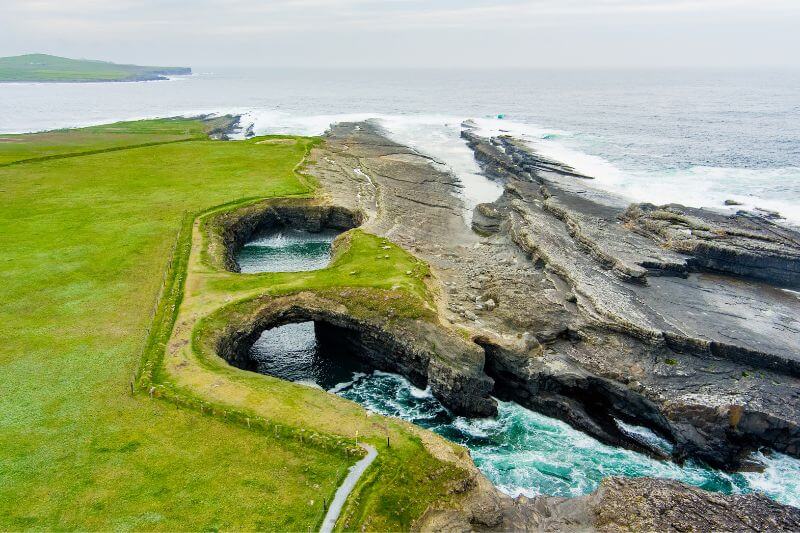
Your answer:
(336, 370), (800, 507)
(236, 229), (339, 273)
(249, 322), (800, 508)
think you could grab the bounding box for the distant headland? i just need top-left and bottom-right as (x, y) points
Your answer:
(0, 53), (191, 83)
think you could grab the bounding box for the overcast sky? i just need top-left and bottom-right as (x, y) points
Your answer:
(3, 0), (800, 68)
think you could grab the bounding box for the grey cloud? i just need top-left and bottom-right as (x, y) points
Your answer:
(1, 0), (799, 67)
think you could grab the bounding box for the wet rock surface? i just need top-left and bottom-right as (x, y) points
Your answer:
(306, 120), (800, 528)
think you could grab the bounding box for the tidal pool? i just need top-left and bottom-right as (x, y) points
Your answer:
(236, 228), (341, 273)
(249, 321), (800, 508)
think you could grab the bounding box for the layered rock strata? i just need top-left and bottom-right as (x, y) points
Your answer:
(460, 128), (800, 468)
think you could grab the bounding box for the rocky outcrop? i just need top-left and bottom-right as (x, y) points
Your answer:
(461, 131), (800, 469)
(415, 476), (800, 531)
(461, 128), (594, 182)
(622, 202), (800, 287)
(586, 477), (800, 532)
(290, 121), (800, 527)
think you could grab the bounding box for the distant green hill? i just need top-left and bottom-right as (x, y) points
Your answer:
(0, 53), (191, 82)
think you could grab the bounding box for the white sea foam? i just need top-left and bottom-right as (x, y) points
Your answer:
(294, 379), (323, 390)
(451, 416), (501, 438)
(327, 372), (367, 394)
(781, 289), (800, 300)
(241, 110), (800, 227)
(742, 452), (800, 508)
(409, 385), (433, 399)
(615, 419), (674, 454)
(335, 365), (800, 507)
(372, 369), (402, 379)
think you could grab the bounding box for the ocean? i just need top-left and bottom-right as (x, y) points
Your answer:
(1, 67), (799, 224)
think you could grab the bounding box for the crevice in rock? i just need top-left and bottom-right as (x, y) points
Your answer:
(473, 336), (676, 461)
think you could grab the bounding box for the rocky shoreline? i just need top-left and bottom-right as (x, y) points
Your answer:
(302, 120), (800, 528)
(415, 476), (800, 531)
(461, 126), (800, 468)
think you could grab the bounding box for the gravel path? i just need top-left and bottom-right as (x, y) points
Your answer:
(319, 444), (378, 533)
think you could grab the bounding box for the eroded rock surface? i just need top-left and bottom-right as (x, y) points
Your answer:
(310, 120), (800, 469)
(415, 477), (800, 532)
(306, 120), (800, 528)
(622, 202), (800, 287)
(214, 291), (496, 417)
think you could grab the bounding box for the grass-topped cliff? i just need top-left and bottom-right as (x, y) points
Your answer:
(0, 54), (191, 82)
(0, 117), (475, 530)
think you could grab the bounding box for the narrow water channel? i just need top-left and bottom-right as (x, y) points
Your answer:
(236, 231), (800, 508)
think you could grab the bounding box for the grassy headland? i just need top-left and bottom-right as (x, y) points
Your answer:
(0, 118), (473, 530)
(0, 54), (191, 83)
(0, 119), (344, 530)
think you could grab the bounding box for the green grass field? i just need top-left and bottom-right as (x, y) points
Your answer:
(0, 118), (472, 530)
(0, 120), (349, 530)
(0, 118), (220, 165)
(0, 54), (191, 83)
